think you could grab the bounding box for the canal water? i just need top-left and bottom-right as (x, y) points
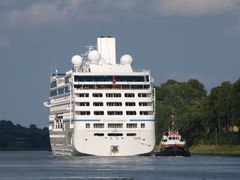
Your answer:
(0, 151), (239, 180)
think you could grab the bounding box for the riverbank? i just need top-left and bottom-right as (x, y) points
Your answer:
(190, 145), (240, 156)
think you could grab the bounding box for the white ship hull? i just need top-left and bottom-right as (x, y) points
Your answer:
(50, 121), (155, 156)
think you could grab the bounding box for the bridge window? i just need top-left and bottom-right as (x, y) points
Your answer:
(64, 76), (70, 84)
(64, 87), (70, 93)
(50, 81), (57, 88)
(58, 88), (64, 95)
(50, 90), (57, 97)
(122, 85), (130, 89)
(74, 75), (149, 82)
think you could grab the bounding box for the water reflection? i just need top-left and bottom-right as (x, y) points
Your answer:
(0, 152), (239, 180)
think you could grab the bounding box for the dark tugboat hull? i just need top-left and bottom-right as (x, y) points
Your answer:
(156, 146), (191, 157)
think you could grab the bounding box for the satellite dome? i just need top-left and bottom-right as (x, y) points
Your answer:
(88, 50), (101, 64)
(120, 54), (133, 65)
(71, 55), (82, 67)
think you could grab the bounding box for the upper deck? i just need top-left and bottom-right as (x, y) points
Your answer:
(49, 36), (154, 98)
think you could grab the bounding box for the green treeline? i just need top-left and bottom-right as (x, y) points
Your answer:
(155, 79), (240, 147)
(0, 120), (50, 150)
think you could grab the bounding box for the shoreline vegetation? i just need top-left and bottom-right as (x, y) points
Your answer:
(0, 120), (50, 150)
(153, 144), (240, 156)
(155, 78), (240, 156)
(189, 145), (240, 156)
(1, 78), (240, 156)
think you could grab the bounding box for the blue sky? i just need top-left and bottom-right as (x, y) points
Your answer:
(0, 0), (240, 127)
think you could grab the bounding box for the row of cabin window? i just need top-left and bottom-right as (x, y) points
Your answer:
(74, 85), (150, 90)
(76, 93), (151, 98)
(74, 75), (149, 82)
(75, 102), (152, 107)
(86, 123), (145, 129)
(93, 133), (137, 137)
(75, 111), (153, 115)
(51, 87), (151, 97)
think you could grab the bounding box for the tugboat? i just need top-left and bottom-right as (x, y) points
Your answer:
(156, 122), (191, 157)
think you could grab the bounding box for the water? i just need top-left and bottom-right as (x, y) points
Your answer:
(0, 151), (239, 180)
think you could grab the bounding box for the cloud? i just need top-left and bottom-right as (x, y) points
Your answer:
(1, 0), (140, 27)
(6, 1), (68, 26)
(0, 0), (240, 28)
(0, 0), (239, 50)
(155, 0), (237, 16)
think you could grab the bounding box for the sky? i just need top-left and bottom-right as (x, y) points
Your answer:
(0, 0), (240, 128)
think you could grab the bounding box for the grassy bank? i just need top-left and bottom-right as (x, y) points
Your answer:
(190, 145), (240, 156)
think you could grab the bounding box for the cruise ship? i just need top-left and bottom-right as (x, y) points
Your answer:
(44, 36), (156, 156)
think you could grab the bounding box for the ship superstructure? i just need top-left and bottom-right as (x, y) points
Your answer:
(45, 37), (155, 156)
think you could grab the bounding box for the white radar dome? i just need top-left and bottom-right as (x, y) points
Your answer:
(88, 50), (101, 64)
(120, 54), (133, 65)
(71, 55), (82, 67)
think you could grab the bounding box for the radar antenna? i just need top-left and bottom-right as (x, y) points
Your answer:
(80, 45), (96, 72)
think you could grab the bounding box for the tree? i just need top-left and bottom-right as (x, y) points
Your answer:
(29, 124), (37, 129)
(232, 79), (240, 126)
(155, 79), (207, 145)
(208, 81), (234, 132)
